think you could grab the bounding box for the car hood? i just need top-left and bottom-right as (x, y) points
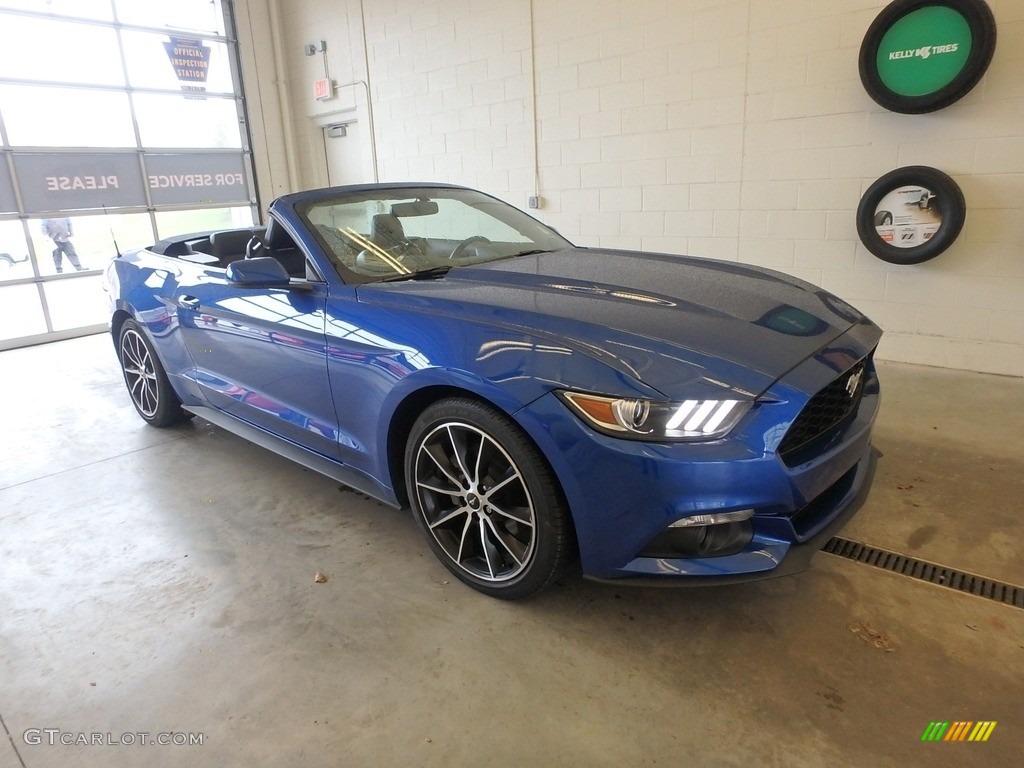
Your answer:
(356, 248), (868, 399)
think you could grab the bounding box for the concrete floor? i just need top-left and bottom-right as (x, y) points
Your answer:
(1, 334), (1021, 768)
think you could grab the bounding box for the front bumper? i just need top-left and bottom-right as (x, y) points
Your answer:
(586, 444), (878, 586)
(515, 340), (881, 583)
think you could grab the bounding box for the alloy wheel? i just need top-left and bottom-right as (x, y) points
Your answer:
(120, 328), (160, 418)
(413, 421), (536, 582)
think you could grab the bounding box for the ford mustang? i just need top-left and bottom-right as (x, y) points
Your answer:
(104, 183), (881, 599)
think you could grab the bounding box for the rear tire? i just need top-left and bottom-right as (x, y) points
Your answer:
(405, 398), (573, 599)
(118, 319), (192, 427)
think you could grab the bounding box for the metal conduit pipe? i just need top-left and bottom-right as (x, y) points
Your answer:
(357, 0), (380, 183)
(268, 0), (299, 191)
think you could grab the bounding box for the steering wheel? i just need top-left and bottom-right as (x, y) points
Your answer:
(449, 235), (491, 261)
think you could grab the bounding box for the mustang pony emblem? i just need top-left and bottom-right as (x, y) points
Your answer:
(846, 368), (864, 398)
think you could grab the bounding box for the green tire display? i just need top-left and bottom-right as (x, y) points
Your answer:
(856, 166), (966, 265)
(859, 0), (997, 114)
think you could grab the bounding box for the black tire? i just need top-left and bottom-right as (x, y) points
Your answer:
(118, 319), (192, 427)
(405, 398), (574, 599)
(873, 210), (893, 227)
(856, 166), (966, 265)
(859, 0), (997, 114)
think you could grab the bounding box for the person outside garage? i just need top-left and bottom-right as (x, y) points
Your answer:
(42, 217), (85, 273)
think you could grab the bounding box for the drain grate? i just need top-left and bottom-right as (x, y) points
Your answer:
(822, 536), (1024, 610)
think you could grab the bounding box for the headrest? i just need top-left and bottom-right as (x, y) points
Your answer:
(209, 229), (260, 258)
(371, 214), (405, 246)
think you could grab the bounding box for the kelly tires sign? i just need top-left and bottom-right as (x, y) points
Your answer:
(859, 0), (997, 113)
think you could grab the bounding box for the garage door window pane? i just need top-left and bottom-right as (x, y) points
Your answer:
(115, 0), (225, 36)
(0, 1), (113, 20)
(0, 16), (123, 85)
(121, 30), (234, 93)
(155, 207), (254, 240)
(134, 93), (242, 149)
(0, 86), (136, 148)
(0, 283), (48, 340)
(30, 213), (154, 277)
(43, 274), (106, 332)
(0, 220), (33, 282)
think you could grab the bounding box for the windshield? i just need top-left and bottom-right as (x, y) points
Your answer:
(300, 187), (573, 283)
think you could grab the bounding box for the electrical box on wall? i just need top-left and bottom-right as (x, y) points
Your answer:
(528, 195), (542, 209)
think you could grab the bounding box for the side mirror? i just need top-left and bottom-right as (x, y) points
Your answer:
(226, 256), (291, 288)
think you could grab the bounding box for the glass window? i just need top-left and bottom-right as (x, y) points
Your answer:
(115, 0), (225, 36)
(121, 30), (234, 93)
(0, 1), (254, 349)
(30, 213), (154, 276)
(133, 93), (242, 149)
(303, 188), (571, 281)
(0, 2), (114, 21)
(0, 85), (136, 147)
(43, 274), (106, 331)
(0, 15), (124, 85)
(401, 198), (533, 243)
(0, 283), (48, 340)
(155, 206), (254, 240)
(0, 219), (34, 282)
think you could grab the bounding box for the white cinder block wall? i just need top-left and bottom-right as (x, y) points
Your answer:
(237, 0), (1024, 376)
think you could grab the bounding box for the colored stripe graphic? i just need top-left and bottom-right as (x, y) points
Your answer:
(921, 722), (949, 741)
(968, 722), (997, 742)
(922, 721), (996, 742)
(945, 721), (972, 741)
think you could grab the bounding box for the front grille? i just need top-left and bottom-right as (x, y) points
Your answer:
(779, 361), (866, 462)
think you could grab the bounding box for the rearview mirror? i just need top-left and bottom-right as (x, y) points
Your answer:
(226, 256), (291, 288)
(390, 200), (439, 217)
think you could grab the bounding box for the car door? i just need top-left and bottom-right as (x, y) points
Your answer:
(320, 285), (427, 476)
(174, 263), (341, 460)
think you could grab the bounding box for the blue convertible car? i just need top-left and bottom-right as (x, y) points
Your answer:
(105, 183), (880, 598)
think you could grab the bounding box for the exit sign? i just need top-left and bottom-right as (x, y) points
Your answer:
(314, 78), (333, 100)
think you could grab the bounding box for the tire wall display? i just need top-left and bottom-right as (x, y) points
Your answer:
(856, 166), (966, 265)
(859, 0), (997, 114)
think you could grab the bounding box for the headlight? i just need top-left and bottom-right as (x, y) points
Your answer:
(558, 391), (751, 441)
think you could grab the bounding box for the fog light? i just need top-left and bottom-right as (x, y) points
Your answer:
(639, 510), (755, 559)
(668, 508), (754, 528)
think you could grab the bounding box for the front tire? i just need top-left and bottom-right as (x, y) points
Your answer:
(405, 398), (573, 599)
(118, 319), (191, 427)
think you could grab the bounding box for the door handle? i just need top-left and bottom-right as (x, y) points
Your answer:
(178, 295), (200, 310)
